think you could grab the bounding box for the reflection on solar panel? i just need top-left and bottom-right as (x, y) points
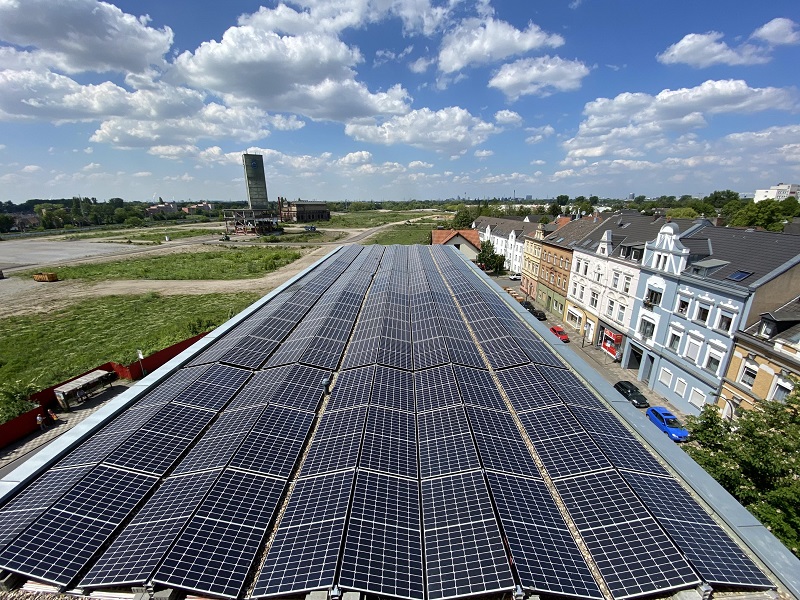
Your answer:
(0, 244), (777, 600)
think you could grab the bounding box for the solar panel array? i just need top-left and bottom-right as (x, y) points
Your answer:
(0, 244), (774, 600)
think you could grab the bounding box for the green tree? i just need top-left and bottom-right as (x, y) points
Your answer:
(779, 196), (799, 218)
(730, 200), (785, 231)
(0, 380), (39, 424)
(549, 202), (561, 217)
(666, 207), (698, 219)
(0, 213), (14, 233)
(476, 240), (496, 268)
(556, 194), (569, 206)
(452, 208), (475, 229)
(704, 189), (740, 207)
(685, 384), (800, 557)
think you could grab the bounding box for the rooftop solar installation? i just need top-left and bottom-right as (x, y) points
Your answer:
(0, 244), (778, 600)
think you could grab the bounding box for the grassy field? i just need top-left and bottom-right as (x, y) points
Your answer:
(310, 210), (448, 228)
(0, 292), (261, 390)
(64, 226), (224, 242)
(364, 223), (434, 245)
(17, 247), (302, 281)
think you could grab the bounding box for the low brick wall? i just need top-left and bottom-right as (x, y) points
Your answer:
(0, 332), (208, 450)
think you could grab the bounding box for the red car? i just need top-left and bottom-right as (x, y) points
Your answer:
(549, 325), (570, 342)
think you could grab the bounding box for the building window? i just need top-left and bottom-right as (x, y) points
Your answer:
(574, 259), (581, 273)
(571, 282), (578, 297)
(689, 388), (707, 407)
(590, 291), (599, 308)
(772, 380), (793, 401)
(704, 351), (722, 375)
(717, 311), (733, 333)
(739, 364), (757, 388)
(582, 262), (588, 276)
(623, 275), (632, 293)
(759, 320), (776, 338)
(606, 299), (615, 318)
(644, 289), (662, 307)
(658, 368), (673, 387)
(667, 331), (681, 351)
(594, 271), (601, 282)
(685, 338), (701, 362)
(638, 318), (655, 339)
(696, 304), (710, 324)
(579, 285), (585, 301)
(616, 304), (626, 322)
(674, 378), (687, 397)
(612, 272), (620, 288)
(676, 298), (689, 316)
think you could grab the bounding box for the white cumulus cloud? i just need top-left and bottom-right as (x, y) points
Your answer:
(438, 18), (563, 74)
(489, 56), (590, 101)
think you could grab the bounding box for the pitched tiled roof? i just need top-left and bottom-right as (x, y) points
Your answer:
(431, 229), (480, 249)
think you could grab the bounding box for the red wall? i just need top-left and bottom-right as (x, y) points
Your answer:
(0, 332), (208, 450)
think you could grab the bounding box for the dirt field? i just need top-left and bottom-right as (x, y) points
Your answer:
(0, 231), (366, 319)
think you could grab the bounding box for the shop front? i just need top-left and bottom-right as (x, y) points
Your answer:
(599, 325), (623, 360)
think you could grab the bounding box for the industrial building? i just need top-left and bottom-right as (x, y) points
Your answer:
(0, 245), (798, 600)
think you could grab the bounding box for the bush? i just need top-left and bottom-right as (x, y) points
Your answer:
(0, 380), (39, 424)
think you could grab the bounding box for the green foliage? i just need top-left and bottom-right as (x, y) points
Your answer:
(704, 189), (740, 207)
(18, 247), (302, 281)
(729, 200), (786, 231)
(666, 207), (699, 219)
(0, 293), (260, 391)
(685, 385), (800, 557)
(365, 223), (434, 245)
(0, 379), (39, 424)
(452, 208), (475, 229)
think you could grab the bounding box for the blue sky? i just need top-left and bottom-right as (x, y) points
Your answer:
(0, 0), (798, 204)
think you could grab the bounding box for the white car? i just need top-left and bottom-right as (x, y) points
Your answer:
(508, 273), (521, 280)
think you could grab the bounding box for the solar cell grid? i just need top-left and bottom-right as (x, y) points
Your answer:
(340, 471), (423, 599)
(417, 406), (470, 441)
(558, 387), (608, 411)
(591, 435), (670, 476)
(104, 429), (205, 476)
(173, 432), (245, 475)
(530, 434), (612, 479)
(518, 405), (585, 442)
(422, 471), (514, 600)
(478, 338), (530, 370)
(414, 365), (460, 412)
(371, 365), (414, 411)
(621, 472), (773, 588)
(463, 405), (514, 438)
(53, 431), (134, 468)
(485, 472), (603, 599)
(225, 367), (291, 411)
(555, 470), (647, 531)
(360, 433), (417, 478)
(301, 432), (364, 477)
(139, 403), (216, 438)
(570, 405), (628, 437)
(452, 365), (506, 411)
(0, 466), (93, 514)
(494, 364), (562, 412)
(473, 434), (538, 477)
(580, 518), (700, 598)
(419, 434), (480, 479)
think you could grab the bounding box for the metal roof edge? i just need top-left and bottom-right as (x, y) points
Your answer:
(0, 246), (343, 505)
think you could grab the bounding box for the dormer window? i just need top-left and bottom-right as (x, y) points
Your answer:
(759, 319), (776, 338)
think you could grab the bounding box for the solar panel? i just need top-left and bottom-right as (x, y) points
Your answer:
(494, 364), (562, 412)
(0, 466), (157, 586)
(359, 406), (417, 478)
(622, 472), (773, 588)
(486, 472), (603, 598)
(340, 471), (423, 599)
(555, 471), (699, 598)
(414, 365), (460, 412)
(327, 365), (374, 411)
(253, 471), (354, 597)
(530, 434), (612, 479)
(421, 471), (514, 599)
(154, 470), (285, 598)
(230, 405), (315, 478)
(371, 365), (414, 411)
(518, 405), (586, 442)
(80, 470), (220, 588)
(300, 405), (367, 477)
(452, 365), (506, 410)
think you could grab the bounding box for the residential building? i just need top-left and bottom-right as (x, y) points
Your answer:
(473, 216), (543, 273)
(625, 225), (800, 415)
(753, 182), (800, 203)
(520, 223), (547, 301)
(537, 216), (611, 319)
(719, 296), (800, 419)
(431, 229), (481, 260)
(564, 213), (701, 359)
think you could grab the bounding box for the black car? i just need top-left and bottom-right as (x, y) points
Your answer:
(521, 301), (547, 320)
(613, 380), (650, 408)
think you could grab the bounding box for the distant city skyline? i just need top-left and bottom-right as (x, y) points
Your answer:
(0, 0), (798, 204)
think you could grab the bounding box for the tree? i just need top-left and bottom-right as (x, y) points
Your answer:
(666, 207), (698, 219)
(0, 380), (39, 424)
(589, 195), (599, 205)
(685, 383), (800, 557)
(704, 189), (740, 207)
(0, 213), (14, 233)
(452, 208), (474, 229)
(729, 200), (785, 231)
(476, 240), (496, 268)
(556, 194), (569, 206)
(549, 202), (561, 217)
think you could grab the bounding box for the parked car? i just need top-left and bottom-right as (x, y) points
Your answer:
(646, 406), (689, 442)
(549, 325), (569, 342)
(508, 273), (521, 280)
(613, 381), (650, 408)
(520, 301), (547, 321)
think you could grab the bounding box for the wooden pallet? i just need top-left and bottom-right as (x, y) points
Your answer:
(33, 272), (58, 282)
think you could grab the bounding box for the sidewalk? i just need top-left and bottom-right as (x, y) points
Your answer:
(0, 383), (130, 472)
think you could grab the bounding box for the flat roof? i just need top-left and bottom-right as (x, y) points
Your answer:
(0, 245), (797, 600)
